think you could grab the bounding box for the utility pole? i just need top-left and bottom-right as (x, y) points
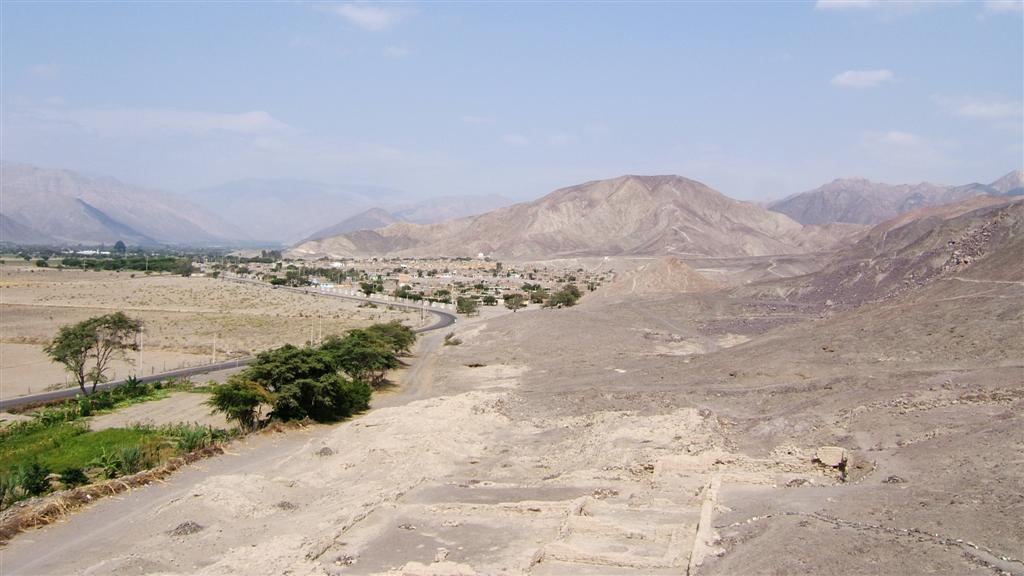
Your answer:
(137, 328), (144, 374)
(212, 334), (217, 364)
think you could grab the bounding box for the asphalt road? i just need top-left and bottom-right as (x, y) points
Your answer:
(0, 279), (456, 412)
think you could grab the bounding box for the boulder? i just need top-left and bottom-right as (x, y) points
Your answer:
(815, 446), (847, 467)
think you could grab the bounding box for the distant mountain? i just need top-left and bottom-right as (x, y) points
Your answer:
(767, 177), (999, 226)
(989, 169), (1024, 196)
(0, 162), (246, 246)
(0, 213), (55, 245)
(392, 195), (513, 224)
(299, 195), (514, 245)
(293, 175), (861, 260)
(299, 208), (402, 244)
(187, 179), (405, 245)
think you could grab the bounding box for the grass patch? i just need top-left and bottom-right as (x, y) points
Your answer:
(0, 423), (165, 477)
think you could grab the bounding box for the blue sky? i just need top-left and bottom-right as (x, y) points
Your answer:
(2, 1), (1022, 201)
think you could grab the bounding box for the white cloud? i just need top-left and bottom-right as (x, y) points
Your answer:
(326, 3), (409, 32)
(384, 45), (411, 57)
(815, 0), (879, 10)
(860, 130), (951, 170)
(984, 1), (1023, 13)
(501, 133), (530, 147)
(956, 100), (1022, 120)
(872, 130), (923, 146)
(545, 131), (575, 148)
(30, 107), (290, 138)
(30, 63), (60, 79)
(831, 69), (895, 88)
(933, 94), (1023, 121)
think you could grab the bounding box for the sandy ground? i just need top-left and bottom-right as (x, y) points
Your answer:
(1, 259), (1021, 575)
(0, 266), (424, 399)
(88, 391), (230, 432)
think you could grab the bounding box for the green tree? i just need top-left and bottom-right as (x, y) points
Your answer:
(321, 330), (399, 387)
(113, 240), (127, 255)
(364, 321), (417, 355)
(175, 259), (194, 277)
(504, 293), (526, 312)
(359, 281), (382, 297)
(206, 378), (270, 431)
(44, 312), (142, 395)
(273, 374), (371, 422)
(457, 297), (479, 315)
(545, 285), (582, 308)
(482, 294), (498, 306)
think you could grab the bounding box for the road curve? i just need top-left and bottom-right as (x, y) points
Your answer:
(0, 278), (457, 412)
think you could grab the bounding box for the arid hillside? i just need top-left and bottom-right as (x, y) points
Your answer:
(738, 196), (1024, 309)
(293, 175), (865, 259)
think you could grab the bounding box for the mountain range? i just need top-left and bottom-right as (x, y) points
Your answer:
(767, 170), (1022, 225)
(292, 175), (869, 260)
(0, 161), (246, 246)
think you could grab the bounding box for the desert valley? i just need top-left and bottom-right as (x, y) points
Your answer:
(2, 3), (1022, 575)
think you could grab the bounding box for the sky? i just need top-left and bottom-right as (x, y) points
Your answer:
(2, 1), (1022, 202)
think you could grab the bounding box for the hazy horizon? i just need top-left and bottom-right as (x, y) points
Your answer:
(3, 1), (1022, 203)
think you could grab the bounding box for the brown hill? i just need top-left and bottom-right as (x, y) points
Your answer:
(591, 256), (720, 302)
(739, 195), (1024, 308)
(293, 175), (859, 260)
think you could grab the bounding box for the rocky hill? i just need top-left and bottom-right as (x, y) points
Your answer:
(741, 195), (1024, 308)
(293, 175), (862, 260)
(1, 162), (246, 246)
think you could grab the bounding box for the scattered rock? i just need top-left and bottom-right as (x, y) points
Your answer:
(168, 521), (204, 536)
(883, 475), (907, 484)
(317, 447), (334, 456)
(786, 478), (812, 488)
(274, 501), (298, 510)
(592, 488), (619, 499)
(399, 523), (417, 530)
(333, 554), (357, 566)
(434, 547), (450, 562)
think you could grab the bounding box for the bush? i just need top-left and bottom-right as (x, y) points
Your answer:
(443, 332), (462, 346)
(273, 375), (371, 422)
(321, 331), (398, 387)
(60, 466), (90, 488)
(21, 461), (52, 496)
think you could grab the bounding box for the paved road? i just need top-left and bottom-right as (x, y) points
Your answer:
(0, 280), (456, 412)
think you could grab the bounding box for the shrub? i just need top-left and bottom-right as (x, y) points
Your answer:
(545, 285), (582, 308)
(443, 332), (462, 346)
(119, 446), (143, 475)
(60, 467), (90, 488)
(91, 448), (123, 480)
(21, 461), (52, 496)
(169, 424), (214, 452)
(272, 375), (370, 422)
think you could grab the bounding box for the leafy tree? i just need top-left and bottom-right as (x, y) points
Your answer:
(34, 259), (48, 267)
(545, 285), (582, 308)
(504, 293), (526, 312)
(482, 294), (498, 306)
(45, 312), (142, 395)
(321, 330), (399, 387)
(21, 462), (52, 496)
(243, 345), (335, 393)
(528, 289), (548, 304)
(359, 281), (383, 297)
(206, 378), (270, 431)
(364, 321), (417, 355)
(175, 259), (194, 277)
(457, 297), (479, 315)
(273, 374), (371, 422)
(113, 240), (127, 255)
